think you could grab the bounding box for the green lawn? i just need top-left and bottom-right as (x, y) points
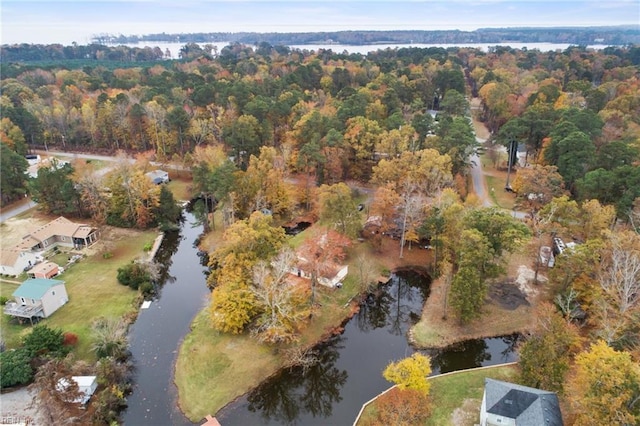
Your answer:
(357, 364), (519, 426)
(485, 175), (516, 210)
(1, 229), (158, 361)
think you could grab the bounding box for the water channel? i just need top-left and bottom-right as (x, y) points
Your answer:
(217, 269), (519, 425)
(123, 211), (208, 426)
(122, 214), (518, 425)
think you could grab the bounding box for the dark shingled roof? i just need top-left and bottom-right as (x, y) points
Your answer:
(484, 378), (563, 426)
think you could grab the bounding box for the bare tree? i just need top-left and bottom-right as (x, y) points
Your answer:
(599, 231), (640, 314)
(354, 252), (379, 293)
(250, 249), (310, 344)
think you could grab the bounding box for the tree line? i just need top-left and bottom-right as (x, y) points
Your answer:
(91, 27), (640, 46)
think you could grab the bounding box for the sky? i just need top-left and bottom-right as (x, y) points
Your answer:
(1, 0), (639, 45)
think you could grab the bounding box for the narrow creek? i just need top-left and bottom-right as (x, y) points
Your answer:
(122, 211), (208, 426)
(122, 218), (518, 425)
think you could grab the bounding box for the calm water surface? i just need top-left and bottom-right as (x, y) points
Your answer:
(123, 211), (208, 426)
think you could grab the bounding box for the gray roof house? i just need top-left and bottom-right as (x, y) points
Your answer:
(480, 378), (563, 426)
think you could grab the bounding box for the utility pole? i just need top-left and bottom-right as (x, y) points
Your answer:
(505, 139), (517, 191)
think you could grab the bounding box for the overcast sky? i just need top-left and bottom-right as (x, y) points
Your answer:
(2, 0), (639, 45)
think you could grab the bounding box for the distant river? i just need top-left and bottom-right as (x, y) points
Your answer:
(118, 41), (611, 59)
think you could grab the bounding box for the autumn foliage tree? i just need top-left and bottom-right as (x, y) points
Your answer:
(518, 303), (582, 393)
(566, 340), (640, 425)
(250, 249), (311, 344)
(208, 211), (286, 333)
(374, 353), (432, 426)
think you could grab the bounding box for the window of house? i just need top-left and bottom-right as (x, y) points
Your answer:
(61, 236), (65, 241)
(52, 291), (56, 296)
(31, 299), (36, 304)
(20, 297), (25, 304)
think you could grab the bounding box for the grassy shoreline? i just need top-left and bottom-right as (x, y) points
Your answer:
(409, 253), (536, 349)
(356, 363), (519, 425)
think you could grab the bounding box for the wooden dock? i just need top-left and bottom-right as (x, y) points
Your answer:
(201, 414), (221, 426)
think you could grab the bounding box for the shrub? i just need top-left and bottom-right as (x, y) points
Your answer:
(91, 318), (128, 360)
(0, 296), (9, 305)
(375, 387), (430, 425)
(62, 332), (79, 347)
(143, 242), (152, 252)
(116, 263), (150, 290)
(139, 281), (154, 296)
(22, 325), (69, 358)
(0, 349), (33, 388)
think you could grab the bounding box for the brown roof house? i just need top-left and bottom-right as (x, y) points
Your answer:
(4, 278), (68, 322)
(16, 217), (98, 253)
(480, 378), (563, 426)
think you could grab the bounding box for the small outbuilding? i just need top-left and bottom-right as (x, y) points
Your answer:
(28, 261), (60, 279)
(57, 376), (98, 405)
(4, 278), (68, 320)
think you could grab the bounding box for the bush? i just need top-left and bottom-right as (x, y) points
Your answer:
(116, 263), (150, 290)
(375, 387), (430, 425)
(23, 325), (69, 358)
(0, 296), (9, 305)
(0, 349), (33, 388)
(91, 318), (128, 360)
(139, 281), (155, 296)
(62, 332), (79, 347)
(143, 242), (152, 252)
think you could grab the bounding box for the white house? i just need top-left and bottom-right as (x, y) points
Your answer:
(290, 261), (348, 289)
(480, 378), (563, 426)
(0, 248), (42, 277)
(4, 278), (68, 320)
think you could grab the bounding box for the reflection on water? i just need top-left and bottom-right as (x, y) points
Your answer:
(429, 334), (520, 374)
(218, 269), (518, 425)
(246, 336), (347, 423)
(122, 211), (208, 426)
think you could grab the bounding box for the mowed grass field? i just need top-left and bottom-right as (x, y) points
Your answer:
(1, 226), (158, 361)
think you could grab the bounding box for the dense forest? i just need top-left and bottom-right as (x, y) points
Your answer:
(2, 39), (640, 423)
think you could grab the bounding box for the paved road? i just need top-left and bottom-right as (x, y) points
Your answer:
(470, 147), (492, 207)
(469, 132), (528, 220)
(0, 198), (37, 223)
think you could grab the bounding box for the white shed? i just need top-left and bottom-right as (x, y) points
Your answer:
(57, 376), (98, 405)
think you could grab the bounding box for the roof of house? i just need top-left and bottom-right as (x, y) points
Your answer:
(16, 217), (95, 249)
(484, 378), (563, 426)
(0, 249), (22, 267)
(30, 261), (59, 276)
(13, 278), (65, 300)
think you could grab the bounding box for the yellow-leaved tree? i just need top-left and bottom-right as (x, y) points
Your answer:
(383, 352), (432, 395)
(567, 340), (640, 425)
(374, 353), (433, 425)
